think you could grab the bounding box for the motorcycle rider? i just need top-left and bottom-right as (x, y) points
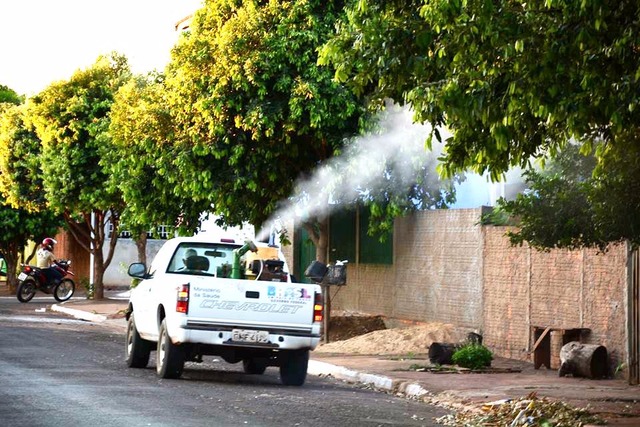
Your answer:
(37, 237), (63, 285)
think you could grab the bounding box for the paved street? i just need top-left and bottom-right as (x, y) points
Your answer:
(0, 295), (450, 427)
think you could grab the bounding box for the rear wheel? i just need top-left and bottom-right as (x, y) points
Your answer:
(17, 278), (37, 303)
(53, 279), (75, 302)
(126, 314), (153, 368)
(157, 319), (185, 379)
(279, 349), (309, 386)
(243, 358), (267, 375)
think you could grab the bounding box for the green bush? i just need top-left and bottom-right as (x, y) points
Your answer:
(79, 278), (94, 300)
(452, 344), (493, 370)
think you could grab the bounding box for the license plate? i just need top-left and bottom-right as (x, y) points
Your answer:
(232, 329), (269, 343)
(18, 272), (27, 281)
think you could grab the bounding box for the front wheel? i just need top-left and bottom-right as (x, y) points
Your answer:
(17, 278), (37, 303)
(157, 319), (185, 379)
(279, 349), (309, 386)
(53, 279), (75, 302)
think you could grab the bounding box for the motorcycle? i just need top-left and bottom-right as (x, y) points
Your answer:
(16, 259), (76, 303)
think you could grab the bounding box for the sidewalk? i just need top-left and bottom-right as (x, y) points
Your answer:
(46, 294), (640, 425)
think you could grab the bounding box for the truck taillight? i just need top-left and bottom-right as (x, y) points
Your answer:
(313, 292), (323, 323)
(176, 284), (189, 314)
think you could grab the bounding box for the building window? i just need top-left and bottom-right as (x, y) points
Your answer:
(328, 206), (393, 265)
(329, 208), (356, 263)
(108, 224), (171, 240)
(358, 208), (393, 265)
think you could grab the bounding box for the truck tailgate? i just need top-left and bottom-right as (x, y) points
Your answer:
(187, 277), (316, 329)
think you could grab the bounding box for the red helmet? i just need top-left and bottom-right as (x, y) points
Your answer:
(42, 237), (57, 250)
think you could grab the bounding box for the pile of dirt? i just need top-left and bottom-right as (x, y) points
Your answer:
(326, 314), (387, 342)
(318, 314), (472, 356)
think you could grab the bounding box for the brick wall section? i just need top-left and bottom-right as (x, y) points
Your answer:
(330, 208), (485, 329)
(482, 226), (628, 372)
(482, 226), (531, 360)
(530, 248), (583, 328)
(582, 245), (628, 368)
(325, 211), (630, 376)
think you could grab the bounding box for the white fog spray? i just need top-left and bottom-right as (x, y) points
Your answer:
(256, 106), (451, 241)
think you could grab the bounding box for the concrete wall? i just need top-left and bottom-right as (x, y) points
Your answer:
(102, 239), (166, 287)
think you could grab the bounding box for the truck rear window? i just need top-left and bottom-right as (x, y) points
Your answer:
(166, 243), (240, 277)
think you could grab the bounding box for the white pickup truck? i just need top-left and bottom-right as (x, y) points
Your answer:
(125, 235), (323, 386)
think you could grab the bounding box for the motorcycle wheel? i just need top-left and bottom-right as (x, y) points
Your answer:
(17, 278), (37, 303)
(53, 279), (75, 302)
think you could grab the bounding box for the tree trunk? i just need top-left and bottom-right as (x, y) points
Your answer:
(301, 216), (330, 342)
(302, 216), (328, 263)
(135, 232), (147, 265)
(92, 249), (105, 300)
(559, 341), (608, 379)
(3, 248), (20, 293)
(64, 208), (119, 300)
(315, 217), (328, 264)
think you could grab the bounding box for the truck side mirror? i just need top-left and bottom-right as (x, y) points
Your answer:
(128, 262), (147, 279)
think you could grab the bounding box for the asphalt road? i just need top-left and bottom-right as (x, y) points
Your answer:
(0, 296), (450, 427)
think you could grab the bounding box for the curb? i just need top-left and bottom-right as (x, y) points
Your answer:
(307, 359), (430, 398)
(51, 303), (108, 323)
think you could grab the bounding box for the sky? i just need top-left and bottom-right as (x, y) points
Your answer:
(0, 0), (203, 96)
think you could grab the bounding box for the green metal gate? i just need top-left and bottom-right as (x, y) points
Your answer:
(294, 227), (316, 284)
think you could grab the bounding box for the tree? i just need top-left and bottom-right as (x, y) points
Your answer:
(165, 0), (366, 262)
(489, 139), (640, 251)
(489, 143), (599, 250)
(0, 104), (48, 212)
(0, 104), (64, 289)
(0, 84), (23, 105)
(320, 0), (640, 179)
(0, 200), (63, 291)
(108, 73), (207, 264)
(28, 53), (131, 299)
(589, 136), (640, 248)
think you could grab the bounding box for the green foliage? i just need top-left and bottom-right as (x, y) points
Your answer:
(0, 197), (64, 287)
(588, 136), (640, 249)
(79, 277), (94, 299)
(0, 104), (48, 211)
(497, 142), (640, 250)
(502, 170), (598, 250)
(452, 344), (493, 370)
(108, 73), (205, 237)
(29, 53), (131, 215)
(321, 0), (640, 181)
(165, 0), (365, 228)
(479, 205), (512, 226)
(0, 200), (63, 246)
(0, 84), (23, 105)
